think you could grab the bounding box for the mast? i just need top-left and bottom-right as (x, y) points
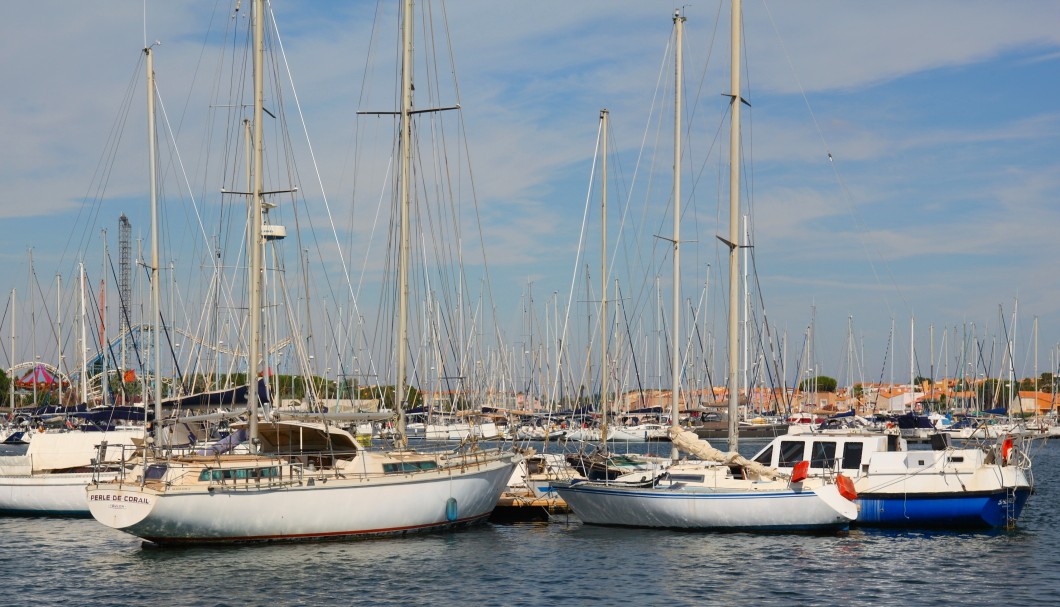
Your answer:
(909, 316), (915, 390)
(9, 289), (14, 410)
(80, 264), (88, 404)
(726, 0), (743, 452)
(670, 9), (685, 460)
(741, 216), (749, 412)
(600, 108), (609, 446)
(29, 251), (37, 407)
(56, 275), (62, 405)
(394, 0), (414, 448)
(101, 232), (108, 407)
(119, 214), (131, 374)
(146, 43), (163, 439)
(245, 0), (266, 449)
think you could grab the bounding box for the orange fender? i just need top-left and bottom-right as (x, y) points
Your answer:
(1002, 437), (1014, 465)
(836, 474), (857, 501)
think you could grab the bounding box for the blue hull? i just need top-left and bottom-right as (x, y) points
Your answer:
(855, 488), (1032, 529)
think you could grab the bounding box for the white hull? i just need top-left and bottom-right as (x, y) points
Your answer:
(88, 450), (517, 544)
(554, 470), (855, 531)
(0, 429), (142, 516)
(422, 422), (502, 442)
(0, 470), (121, 516)
(564, 427), (653, 443)
(513, 426), (566, 441)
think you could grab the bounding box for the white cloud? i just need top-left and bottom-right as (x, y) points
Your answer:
(1, 0), (1058, 381)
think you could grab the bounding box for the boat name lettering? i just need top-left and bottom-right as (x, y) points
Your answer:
(89, 493), (150, 504)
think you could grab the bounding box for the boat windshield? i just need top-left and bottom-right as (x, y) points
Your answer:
(144, 464), (168, 480)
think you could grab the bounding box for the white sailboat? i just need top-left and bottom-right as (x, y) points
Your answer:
(87, 0), (517, 544)
(553, 4), (857, 532)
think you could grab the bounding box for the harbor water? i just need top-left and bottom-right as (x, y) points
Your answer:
(2, 438), (1059, 607)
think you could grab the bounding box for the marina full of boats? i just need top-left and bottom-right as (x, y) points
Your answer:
(0, 403), (1042, 534)
(0, 0), (1055, 556)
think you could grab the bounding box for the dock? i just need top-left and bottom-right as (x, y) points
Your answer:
(490, 491), (570, 522)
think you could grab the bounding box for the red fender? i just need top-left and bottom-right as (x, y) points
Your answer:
(791, 460), (810, 483)
(836, 474), (857, 501)
(1002, 437), (1014, 465)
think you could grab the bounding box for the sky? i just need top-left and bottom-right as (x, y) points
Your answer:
(1, 1), (1059, 391)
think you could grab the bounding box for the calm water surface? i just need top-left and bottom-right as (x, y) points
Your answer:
(2, 439), (1058, 606)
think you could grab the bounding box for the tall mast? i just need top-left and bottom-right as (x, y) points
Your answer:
(119, 214), (131, 373)
(80, 264), (88, 404)
(56, 275), (62, 405)
(600, 108), (609, 446)
(9, 288), (14, 410)
(29, 251), (37, 406)
(101, 232), (108, 407)
(909, 316), (915, 389)
(394, 0), (414, 448)
(146, 43), (163, 438)
(246, 0), (265, 448)
(670, 9), (685, 460)
(726, 0), (743, 452)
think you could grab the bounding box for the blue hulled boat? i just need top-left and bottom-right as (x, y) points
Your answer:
(750, 430), (1032, 529)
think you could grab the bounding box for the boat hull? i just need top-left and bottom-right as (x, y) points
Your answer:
(0, 429), (141, 516)
(87, 456), (517, 544)
(0, 471), (121, 516)
(750, 432), (1035, 529)
(856, 488), (1032, 529)
(553, 480), (855, 532)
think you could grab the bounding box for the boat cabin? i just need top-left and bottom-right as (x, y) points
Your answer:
(749, 431), (990, 480)
(750, 434), (905, 478)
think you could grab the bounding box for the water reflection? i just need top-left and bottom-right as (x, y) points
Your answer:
(0, 441), (1057, 606)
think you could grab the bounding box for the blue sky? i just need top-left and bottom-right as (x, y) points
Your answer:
(1, 1), (1059, 390)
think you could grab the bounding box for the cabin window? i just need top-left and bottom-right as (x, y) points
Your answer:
(383, 460), (439, 474)
(144, 464), (168, 480)
(199, 469), (231, 481)
(841, 443), (864, 470)
(810, 441), (837, 469)
(668, 474), (705, 483)
(198, 467), (281, 482)
(752, 445), (773, 467)
(778, 441), (805, 467)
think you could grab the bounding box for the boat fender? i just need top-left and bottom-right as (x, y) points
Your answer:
(836, 474), (857, 501)
(445, 497), (458, 522)
(790, 461), (810, 483)
(1001, 437), (1013, 465)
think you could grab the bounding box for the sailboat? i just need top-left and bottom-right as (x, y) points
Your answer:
(553, 4), (857, 532)
(87, 0), (517, 544)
